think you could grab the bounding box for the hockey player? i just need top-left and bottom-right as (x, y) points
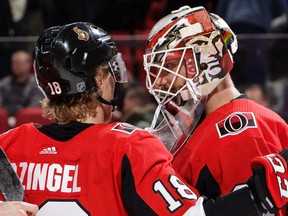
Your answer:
(0, 21), (288, 215)
(143, 5), (288, 216)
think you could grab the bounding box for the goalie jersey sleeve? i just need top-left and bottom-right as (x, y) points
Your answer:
(172, 98), (288, 216)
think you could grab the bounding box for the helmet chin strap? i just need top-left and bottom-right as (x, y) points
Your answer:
(97, 83), (119, 112)
(97, 96), (118, 111)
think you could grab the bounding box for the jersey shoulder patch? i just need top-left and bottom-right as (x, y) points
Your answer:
(216, 112), (257, 138)
(111, 123), (143, 134)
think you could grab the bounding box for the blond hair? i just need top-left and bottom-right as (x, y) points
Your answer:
(41, 64), (110, 123)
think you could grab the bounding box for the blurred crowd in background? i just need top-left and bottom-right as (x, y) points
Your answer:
(0, 0), (288, 133)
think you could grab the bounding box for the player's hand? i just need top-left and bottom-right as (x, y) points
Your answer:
(0, 201), (39, 216)
(247, 149), (288, 214)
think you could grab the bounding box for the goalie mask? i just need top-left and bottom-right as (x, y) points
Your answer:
(143, 6), (238, 154)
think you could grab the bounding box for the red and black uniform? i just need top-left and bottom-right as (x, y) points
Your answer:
(172, 97), (288, 215)
(0, 121), (266, 215)
(0, 121), (201, 215)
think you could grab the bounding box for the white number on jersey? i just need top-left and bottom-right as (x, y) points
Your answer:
(153, 174), (197, 212)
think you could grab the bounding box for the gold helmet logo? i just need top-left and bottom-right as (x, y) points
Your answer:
(73, 27), (89, 41)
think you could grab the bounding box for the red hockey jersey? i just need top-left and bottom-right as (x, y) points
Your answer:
(172, 98), (288, 215)
(0, 122), (200, 216)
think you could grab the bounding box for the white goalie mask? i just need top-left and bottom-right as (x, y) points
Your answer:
(143, 6), (238, 154)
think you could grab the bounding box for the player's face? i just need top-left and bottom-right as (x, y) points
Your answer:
(152, 31), (225, 95)
(154, 58), (187, 94)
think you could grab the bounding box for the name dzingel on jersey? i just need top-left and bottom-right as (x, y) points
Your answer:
(12, 162), (81, 193)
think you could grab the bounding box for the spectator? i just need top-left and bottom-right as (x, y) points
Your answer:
(268, 9), (288, 82)
(0, 49), (43, 127)
(269, 10), (288, 33)
(244, 84), (273, 108)
(120, 85), (157, 128)
(215, 0), (288, 87)
(122, 104), (156, 129)
(0, 0), (33, 79)
(0, 0), (30, 36)
(245, 83), (288, 123)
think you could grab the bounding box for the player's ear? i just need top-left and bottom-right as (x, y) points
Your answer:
(95, 74), (103, 88)
(95, 64), (112, 90)
(94, 67), (106, 89)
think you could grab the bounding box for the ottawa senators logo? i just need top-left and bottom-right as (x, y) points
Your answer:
(73, 27), (89, 41)
(216, 112), (257, 138)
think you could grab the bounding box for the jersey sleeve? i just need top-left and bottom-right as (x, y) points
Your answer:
(120, 129), (264, 216)
(121, 130), (200, 215)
